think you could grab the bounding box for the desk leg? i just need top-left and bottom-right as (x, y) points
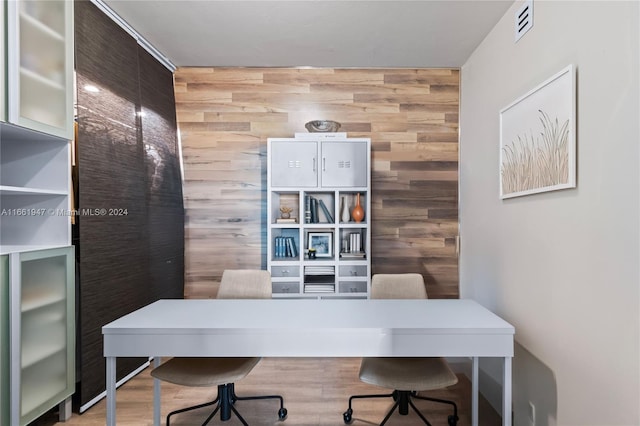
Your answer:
(153, 357), (161, 426)
(472, 357), (479, 426)
(106, 356), (116, 426)
(503, 356), (512, 426)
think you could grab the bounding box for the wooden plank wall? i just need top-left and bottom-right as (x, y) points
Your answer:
(174, 68), (459, 299)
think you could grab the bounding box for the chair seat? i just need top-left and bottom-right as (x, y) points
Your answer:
(151, 357), (261, 387)
(359, 357), (458, 391)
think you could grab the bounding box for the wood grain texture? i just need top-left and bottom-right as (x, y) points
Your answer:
(34, 358), (500, 426)
(175, 68), (459, 299)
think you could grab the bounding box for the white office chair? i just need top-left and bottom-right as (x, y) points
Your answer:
(151, 269), (287, 425)
(343, 273), (459, 426)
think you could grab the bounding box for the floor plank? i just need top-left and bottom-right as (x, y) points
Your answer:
(34, 358), (501, 426)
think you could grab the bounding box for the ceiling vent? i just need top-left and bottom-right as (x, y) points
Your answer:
(515, 0), (533, 42)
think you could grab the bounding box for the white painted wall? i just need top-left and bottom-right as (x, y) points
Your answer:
(460, 1), (639, 425)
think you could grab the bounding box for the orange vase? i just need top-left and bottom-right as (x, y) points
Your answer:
(351, 193), (364, 223)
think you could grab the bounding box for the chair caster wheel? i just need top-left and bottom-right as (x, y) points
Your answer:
(448, 414), (459, 426)
(343, 408), (353, 424)
(278, 407), (288, 420)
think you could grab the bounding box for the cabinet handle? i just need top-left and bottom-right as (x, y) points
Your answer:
(323, 157), (326, 171)
(313, 157), (316, 172)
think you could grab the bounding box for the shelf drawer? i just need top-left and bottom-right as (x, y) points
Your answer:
(339, 265), (368, 277)
(339, 281), (368, 294)
(272, 282), (300, 294)
(271, 266), (300, 278)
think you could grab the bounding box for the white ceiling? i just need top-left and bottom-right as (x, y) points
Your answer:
(102, 0), (514, 68)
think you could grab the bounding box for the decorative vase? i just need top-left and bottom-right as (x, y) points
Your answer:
(351, 193), (364, 223)
(340, 196), (350, 223)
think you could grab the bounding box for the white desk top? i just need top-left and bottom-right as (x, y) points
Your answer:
(103, 299), (514, 358)
(104, 299), (513, 335)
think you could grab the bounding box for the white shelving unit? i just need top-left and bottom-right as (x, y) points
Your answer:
(0, 123), (71, 252)
(1, 1), (75, 424)
(267, 134), (371, 299)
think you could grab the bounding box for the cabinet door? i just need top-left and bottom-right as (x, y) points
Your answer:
(10, 246), (74, 426)
(1, 2), (5, 122)
(6, 0), (74, 139)
(0, 256), (8, 426)
(320, 142), (368, 187)
(271, 141), (318, 187)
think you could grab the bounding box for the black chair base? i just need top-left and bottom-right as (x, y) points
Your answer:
(167, 383), (287, 426)
(343, 390), (458, 426)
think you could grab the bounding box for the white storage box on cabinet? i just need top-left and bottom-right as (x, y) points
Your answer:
(267, 134), (371, 299)
(269, 136), (368, 189)
(6, 0), (74, 139)
(9, 246), (75, 426)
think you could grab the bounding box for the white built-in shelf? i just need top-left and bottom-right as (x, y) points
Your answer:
(20, 67), (65, 92)
(20, 11), (65, 41)
(0, 185), (67, 196)
(22, 293), (66, 313)
(22, 343), (65, 370)
(0, 245), (69, 256)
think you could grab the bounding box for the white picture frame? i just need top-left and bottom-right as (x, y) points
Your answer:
(499, 64), (576, 199)
(307, 232), (333, 257)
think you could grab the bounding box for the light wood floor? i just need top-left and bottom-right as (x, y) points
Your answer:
(35, 358), (501, 426)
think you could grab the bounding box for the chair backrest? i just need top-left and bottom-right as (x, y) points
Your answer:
(217, 269), (272, 299)
(371, 273), (427, 300)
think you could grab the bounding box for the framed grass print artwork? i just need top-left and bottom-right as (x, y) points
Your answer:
(500, 64), (576, 199)
(307, 232), (332, 257)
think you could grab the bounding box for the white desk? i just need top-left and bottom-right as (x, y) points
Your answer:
(103, 299), (514, 426)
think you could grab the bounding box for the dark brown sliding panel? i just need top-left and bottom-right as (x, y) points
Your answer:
(75, 0), (149, 408)
(74, 0), (183, 410)
(138, 47), (185, 300)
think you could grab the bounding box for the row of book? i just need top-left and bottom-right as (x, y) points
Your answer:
(339, 232), (365, 258)
(274, 236), (298, 258)
(340, 251), (366, 259)
(304, 195), (334, 224)
(304, 266), (334, 281)
(304, 284), (335, 293)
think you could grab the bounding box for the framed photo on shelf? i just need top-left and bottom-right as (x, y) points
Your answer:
(307, 232), (332, 257)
